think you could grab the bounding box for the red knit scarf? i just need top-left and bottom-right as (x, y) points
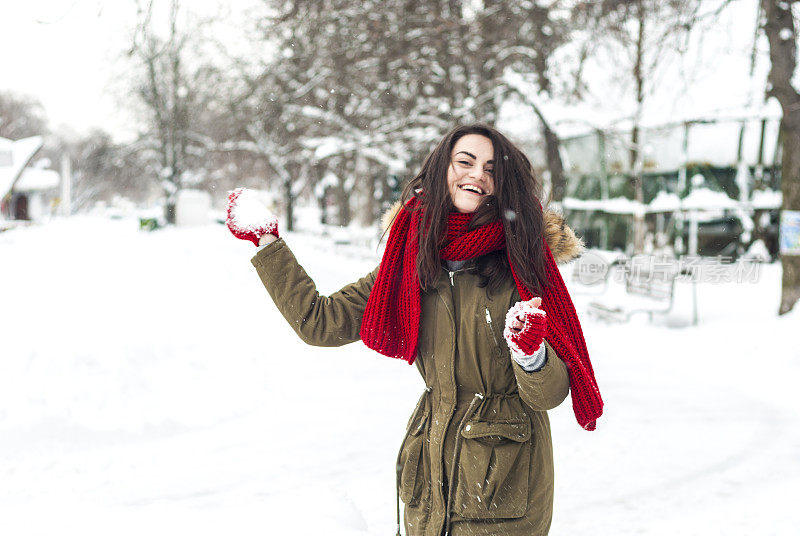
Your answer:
(360, 196), (603, 430)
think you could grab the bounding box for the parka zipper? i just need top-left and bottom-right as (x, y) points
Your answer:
(484, 307), (501, 349)
(444, 392), (485, 536)
(449, 270), (455, 286)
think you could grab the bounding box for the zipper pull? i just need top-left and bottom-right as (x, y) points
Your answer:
(485, 307), (492, 324)
(449, 271), (454, 286)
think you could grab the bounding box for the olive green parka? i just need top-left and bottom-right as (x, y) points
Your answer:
(251, 208), (584, 536)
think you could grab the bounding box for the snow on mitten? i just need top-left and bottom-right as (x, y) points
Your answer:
(226, 187), (279, 246)
(503, 298), (547, 356)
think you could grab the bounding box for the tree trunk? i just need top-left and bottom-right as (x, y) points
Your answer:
(630, 123), (646, 254)
(164, 201), (176, 224)
(318, 187), (329, 226)
(762, 0), (800, 315)
(542, 121), (565, 203)
(283, 177), (295, 232)
(364, 168), (378, 227)
(335, 158), (351, 227)
(630, 0), (647, 254)
(337, 179), (351, 226)
(778, 116), (800, 314)
(522, 93), (566, 204)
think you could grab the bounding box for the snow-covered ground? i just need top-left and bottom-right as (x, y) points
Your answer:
(1, 215), (798, 535)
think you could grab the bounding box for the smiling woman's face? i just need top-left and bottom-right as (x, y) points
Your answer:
(446, 134), (495, 213)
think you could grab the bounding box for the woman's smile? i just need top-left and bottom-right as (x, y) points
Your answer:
(458, 183), (486, 195)
(447, 133), (495, 213)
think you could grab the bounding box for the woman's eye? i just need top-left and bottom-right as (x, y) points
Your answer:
(485, 169), (494, 174)
(457, 160), (471, 166)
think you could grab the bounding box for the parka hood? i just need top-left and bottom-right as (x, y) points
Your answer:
(380, 199), (584, 265)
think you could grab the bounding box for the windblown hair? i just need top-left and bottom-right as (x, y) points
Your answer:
(396, 123), (548, 295)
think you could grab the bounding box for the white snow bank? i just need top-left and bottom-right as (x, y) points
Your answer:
(1, 214), (798, 535)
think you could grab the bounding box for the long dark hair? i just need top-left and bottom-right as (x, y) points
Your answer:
(396, 123), (548, 295)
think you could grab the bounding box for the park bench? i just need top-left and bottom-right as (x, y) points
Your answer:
(586, 255), (697, 324)
(570, 252), (627, 296)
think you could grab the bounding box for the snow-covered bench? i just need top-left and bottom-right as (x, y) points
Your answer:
(570, 251), (627, 296)
(587, 256), (693, 323)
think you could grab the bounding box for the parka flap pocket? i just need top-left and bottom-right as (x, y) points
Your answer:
(398, 403), (431, 507)
(461, 419), (531, 443)
(455, 417), (533, 519)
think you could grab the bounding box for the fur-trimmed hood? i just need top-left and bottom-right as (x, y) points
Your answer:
(380, 199), (583, 265)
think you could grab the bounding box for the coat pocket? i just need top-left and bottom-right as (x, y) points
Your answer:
(454, 417), (532, 519)
(398, 401), (431, 507)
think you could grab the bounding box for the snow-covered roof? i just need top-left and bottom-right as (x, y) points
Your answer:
(681, 187), (739, 210)
(556, 114), (782, 176)
(500, 0), (785, 175)
(750, 189), (782, 209)
(0, 136), (44, 197)
(564, 187), (777, 214)
(563, 196), (646, 215)
(0, 138), (13, 165)
(14, 167), (60, 192)
(648, 191), (682, 213)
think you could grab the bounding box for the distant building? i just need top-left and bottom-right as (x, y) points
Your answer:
(0, 136), (61, 223)
(555, 116), (783, 258)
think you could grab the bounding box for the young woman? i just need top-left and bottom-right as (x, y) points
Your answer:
(226, 124), (603, 536)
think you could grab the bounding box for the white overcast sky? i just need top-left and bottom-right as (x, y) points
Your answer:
(0, 0), (259, 142)
(1, 1), (143, 140)
(0, 0), (787, 145)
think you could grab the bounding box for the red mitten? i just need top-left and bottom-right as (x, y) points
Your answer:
(226, 187), (279, 246)
(503, 297), (547, 356)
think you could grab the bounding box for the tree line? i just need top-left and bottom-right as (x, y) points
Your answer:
(2, 0), (799, 312)
(2, 0), (733, 226)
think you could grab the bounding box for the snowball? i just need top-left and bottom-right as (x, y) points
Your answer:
(228, 188), (277, 232)
(503, 299), (546, 355)
(504, 299), (546, 331)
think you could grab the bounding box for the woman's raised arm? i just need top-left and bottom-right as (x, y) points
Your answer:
(251, 240), (378, 346)
(227, 187), (378, 347)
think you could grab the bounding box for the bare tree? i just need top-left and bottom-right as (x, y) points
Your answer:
(57, 130), (158, 210)
(0, 91), (48, 140)
(128, 0), (214, 223)
(574, 0), (707, 253)
(762, 0), (800, 315)
(248, 0), (575, 225)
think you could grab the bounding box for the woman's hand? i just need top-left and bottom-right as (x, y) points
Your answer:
(226, 187), (279, 246)
(503, 297), (547, 356)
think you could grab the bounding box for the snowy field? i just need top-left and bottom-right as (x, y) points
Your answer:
(1, 215), (799, 536)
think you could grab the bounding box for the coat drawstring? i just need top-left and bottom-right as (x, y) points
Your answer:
(396, 386), (432, 536)
(443, 392), (484, 536)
